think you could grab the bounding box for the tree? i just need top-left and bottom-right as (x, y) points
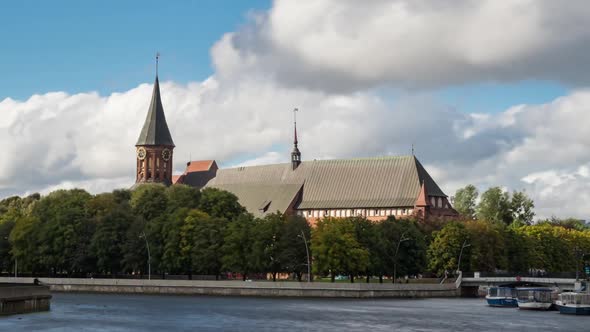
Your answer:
(199, 188), (245, 221)
(311, 217), (369, 283)
(222, 213), (255, 280)
(33, 189), (93, 275)
(0, 219), (15, 272)
(249, 213), (284, 281)
(538, 217), (588, 231)
(121, 217), (149, 274)
(351, 217), (380, 283)
(166, 185), (200, 212)
(476, 187), (512, 224)
(130, 184), (168, 221)
(91, 205), (134, 274)
(454, 185), (478, 219)
(504, 224), (530, 273)
(189, 212), (228, 279)
(9, 215), (43, 274)
(160, 208), (191, 274)
(427, 222), (470, 274)
(464, 221), (507, 272)
(510, 190), (535, 225)
(277, 215), (312, 281)
(377, 217), (426, 282)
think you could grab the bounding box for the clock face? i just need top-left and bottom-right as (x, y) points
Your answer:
(162, 148), (171, 161)
(137, 147), (147, 160)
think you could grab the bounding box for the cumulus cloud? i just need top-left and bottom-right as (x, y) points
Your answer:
(3, 75), (590, 219)
(213, 0), (590, 92)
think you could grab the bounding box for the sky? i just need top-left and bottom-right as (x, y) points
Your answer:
(1, 0), (590, 220)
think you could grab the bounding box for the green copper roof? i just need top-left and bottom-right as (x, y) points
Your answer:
(136, 76), (175, 146)
(205, 155), (447, 214)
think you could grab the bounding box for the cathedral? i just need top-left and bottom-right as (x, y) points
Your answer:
(135, 70), (458, 222)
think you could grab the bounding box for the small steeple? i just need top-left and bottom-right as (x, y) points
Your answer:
(415, 181), (430, 207)
(136, 53), (174, 147)
(291, 108), (301, 170)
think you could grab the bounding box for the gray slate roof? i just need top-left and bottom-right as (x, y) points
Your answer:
(205, 155), (446, 215)
(136, 77), (175, 146)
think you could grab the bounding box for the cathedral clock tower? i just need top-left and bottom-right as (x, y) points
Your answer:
(135, 55), (175, 186)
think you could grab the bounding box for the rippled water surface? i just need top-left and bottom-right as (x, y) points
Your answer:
(1, 293), (588, 331)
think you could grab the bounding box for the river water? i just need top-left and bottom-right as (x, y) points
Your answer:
(1, 293), (587, 331)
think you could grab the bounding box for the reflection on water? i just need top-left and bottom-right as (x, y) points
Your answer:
(0, 293), (588, 331)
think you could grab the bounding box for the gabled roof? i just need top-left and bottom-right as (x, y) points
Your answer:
(205, 155), (446, 213)
(214, 183), (303, 218)
(136, 76), (175, 146)
(186, 160), (216, 173)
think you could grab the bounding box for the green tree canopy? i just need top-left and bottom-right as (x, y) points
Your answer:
(222, 213), (255, 280)
(427, 222), (470, 274)
(378, 217), (426, 282)
(166, 185), (200, 212)
(130, 184), (168, 221)
(311, 217), (369, 282)
(454, 185), (478, 219)
(510, 190), (535, 225)
(476, 187), (512, 224)
(199, 188), (245, 221)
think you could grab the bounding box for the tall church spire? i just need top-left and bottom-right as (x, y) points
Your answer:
(291, 108), (301, 170)
(134, 54), (175, 186)
(136, 54), (174, 147)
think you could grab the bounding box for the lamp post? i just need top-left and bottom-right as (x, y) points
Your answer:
(139, 232), (151, 280)
(298, 231), (311, 282)
(457, 240), (471, 273)
(574, 247), (589, 281)
(393, 231), (410, 283)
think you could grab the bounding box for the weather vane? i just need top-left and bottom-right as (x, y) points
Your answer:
(293, 107), (298, 124)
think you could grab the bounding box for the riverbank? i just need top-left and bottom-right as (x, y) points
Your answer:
(0, 277), (460, 298)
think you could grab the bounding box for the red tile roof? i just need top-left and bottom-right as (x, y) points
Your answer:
(185, 160), (215, 173)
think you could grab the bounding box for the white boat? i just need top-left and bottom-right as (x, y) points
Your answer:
(485, 287), (518, 307)
(516, 287), (554, 310)
(555, 292), (590, 315)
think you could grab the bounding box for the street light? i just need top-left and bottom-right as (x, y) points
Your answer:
(139, 232), (151, 280)
(573, 247), (589, 281)
(298, 231), (311, 283)
(393, 231), (411, 283)
(457, 240), (471, 273)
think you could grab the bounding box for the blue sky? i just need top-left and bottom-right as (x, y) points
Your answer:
(0, 0), (270, 100)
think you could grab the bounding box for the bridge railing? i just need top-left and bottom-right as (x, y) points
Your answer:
(457, 271), (578, 279)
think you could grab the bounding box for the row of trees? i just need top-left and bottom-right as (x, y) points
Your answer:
(453, 185), (535, 225)
(0, 185), (320, 280)
(0, 183), (588, 281)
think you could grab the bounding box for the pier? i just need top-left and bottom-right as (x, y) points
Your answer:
(0, 282), (51, 315)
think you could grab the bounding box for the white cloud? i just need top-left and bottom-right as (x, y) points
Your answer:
(213, 0), (590, 91)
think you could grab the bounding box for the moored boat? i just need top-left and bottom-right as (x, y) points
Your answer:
(485, 287), (518, 307)
(516, 287), (554, 310)
(556, 292), (590, 315)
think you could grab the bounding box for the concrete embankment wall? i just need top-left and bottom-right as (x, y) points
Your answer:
(0, 284), (51, 315)
(0, 277), (460, 298)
